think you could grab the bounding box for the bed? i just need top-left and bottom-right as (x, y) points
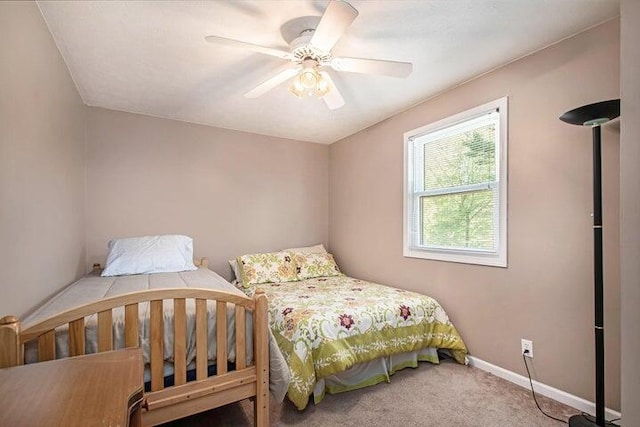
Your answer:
(0, 235), (288, 427)
(233, 247), (469, 410)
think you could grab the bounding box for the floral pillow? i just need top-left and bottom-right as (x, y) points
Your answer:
(237, 251), (298, 286)
(282, 244), (326, 254)
(291, 252), (341, 280)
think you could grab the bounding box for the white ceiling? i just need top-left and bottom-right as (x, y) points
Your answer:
(37, 1), (619, 144)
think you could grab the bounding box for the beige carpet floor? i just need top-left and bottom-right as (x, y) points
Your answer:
(162, 360), (580, 426)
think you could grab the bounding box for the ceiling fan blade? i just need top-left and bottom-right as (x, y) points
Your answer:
(310, 1), (359, 53)
(205, 35), (291, 60)
(319, 71), (345, 110)
(244, 65), (300, 99)
(331, 57), (413, 78)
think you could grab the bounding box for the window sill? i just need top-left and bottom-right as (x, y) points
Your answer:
(403, 247), (507, 268)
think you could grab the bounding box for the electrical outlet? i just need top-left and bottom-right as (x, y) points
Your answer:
(521, 339), (533, 358)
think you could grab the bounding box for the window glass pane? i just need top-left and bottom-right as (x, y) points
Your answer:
(420, 188), (497, 251)
(423, 123), (496, 190)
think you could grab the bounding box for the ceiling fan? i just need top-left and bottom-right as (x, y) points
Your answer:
(205, 0), (413, 110)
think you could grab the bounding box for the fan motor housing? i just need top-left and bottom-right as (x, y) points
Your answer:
(289, 34), (332, 64)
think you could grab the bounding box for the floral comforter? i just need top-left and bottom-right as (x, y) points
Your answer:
(244, 275), (468, 410)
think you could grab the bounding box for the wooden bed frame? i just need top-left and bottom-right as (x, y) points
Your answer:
(0, 260), (270, 426)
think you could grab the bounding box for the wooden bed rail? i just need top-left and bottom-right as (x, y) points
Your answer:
(0, 288), (270, 427)
(0, 316), (20, 369)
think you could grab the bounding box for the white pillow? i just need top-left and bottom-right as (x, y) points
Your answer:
(102, 235), (197, 277)
(282, 244), (327, 254)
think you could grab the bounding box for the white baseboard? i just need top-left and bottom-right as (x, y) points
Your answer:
(467, 356), (622, 422)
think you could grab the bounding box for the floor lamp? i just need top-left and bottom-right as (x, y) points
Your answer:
(559, 99), (620, 427)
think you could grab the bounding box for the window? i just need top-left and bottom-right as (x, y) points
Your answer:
(403, 97), (508, 267)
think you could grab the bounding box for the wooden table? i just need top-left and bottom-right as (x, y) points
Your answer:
(0, 348), (144, 427)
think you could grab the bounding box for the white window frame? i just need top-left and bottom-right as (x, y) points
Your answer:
(403, 97), (508, 267)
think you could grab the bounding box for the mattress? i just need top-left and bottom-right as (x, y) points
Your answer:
(21, 267), (290, 401)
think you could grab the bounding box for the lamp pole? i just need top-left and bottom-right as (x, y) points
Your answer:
(559, 99), (619, 427)
(592, 123), (604, 427)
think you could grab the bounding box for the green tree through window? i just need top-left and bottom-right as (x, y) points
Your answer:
(421, 126), (497, 250)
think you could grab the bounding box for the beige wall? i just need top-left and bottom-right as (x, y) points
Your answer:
(620, 2), (639, 425)
(329, 20), (621, 410)
(0, 2), (86, 318)
(85, 107), (329, 281)
(1, 1), (632, 417)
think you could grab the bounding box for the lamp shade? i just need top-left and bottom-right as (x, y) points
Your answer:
(559, 99), (620, 126)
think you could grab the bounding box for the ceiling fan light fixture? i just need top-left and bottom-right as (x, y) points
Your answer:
(315, 76), (330, 97)
(299, 67), (319, 89)
(288, 78), (305, 98)
(288, 63), (331, 99)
